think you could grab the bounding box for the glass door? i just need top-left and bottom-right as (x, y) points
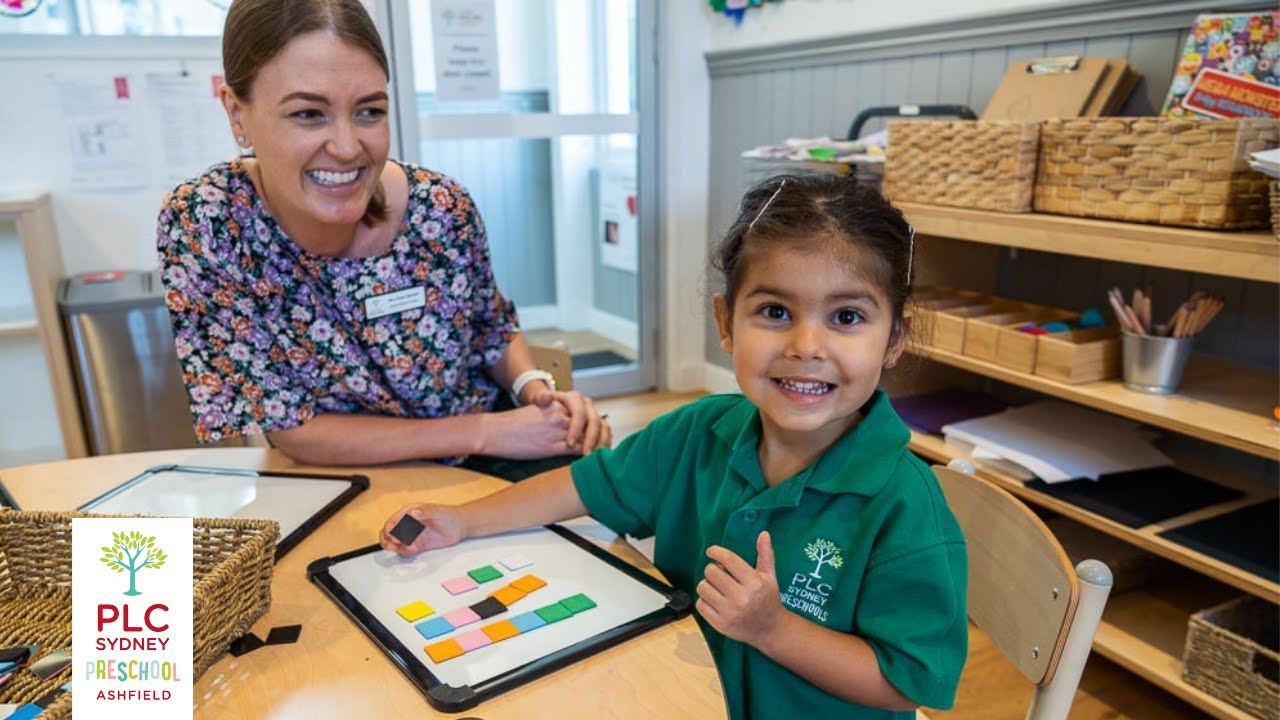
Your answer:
(384, 0), (657, 397)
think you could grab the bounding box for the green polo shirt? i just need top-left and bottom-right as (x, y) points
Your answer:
(571, 390), (967, 720)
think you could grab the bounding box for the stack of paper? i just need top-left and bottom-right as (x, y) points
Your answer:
(942, 400), (1170, 483)
(1249, 148), (1280, 179)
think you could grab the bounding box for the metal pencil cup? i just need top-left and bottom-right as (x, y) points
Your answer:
(1121, 332), (1193, 394)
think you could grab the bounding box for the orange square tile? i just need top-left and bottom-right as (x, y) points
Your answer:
(490, 585), (526, 606)
(425, 639), (465, 664)
(482, 620), (521, 642)
(510, 574), (547, 593)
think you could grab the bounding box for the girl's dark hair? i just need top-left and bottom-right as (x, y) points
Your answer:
(222, 0), (389, 225)
(711, 173), (915, 343)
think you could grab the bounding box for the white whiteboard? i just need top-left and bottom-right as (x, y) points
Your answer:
(80, 465), (365, 556)
(322, 525), (676, 690)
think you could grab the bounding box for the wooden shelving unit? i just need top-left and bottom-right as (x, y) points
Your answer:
(909, 432), (1278, 599)
(911, 345), (1279, 462)
(902, 205), (1279, 720)
(909, 433), (1274, 719)
(0, 192), (85, 459)
(900, 203), (1280, 283)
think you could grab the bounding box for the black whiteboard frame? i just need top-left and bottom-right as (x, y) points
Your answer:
(78, 464), (369, 561)
(307, 524), (692, 713)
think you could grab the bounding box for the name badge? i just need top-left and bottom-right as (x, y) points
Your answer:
(364, 286), (426, 319)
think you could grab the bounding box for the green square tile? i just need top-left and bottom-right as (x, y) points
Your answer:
(534, 603), (573, 624)
(560, 594), (597, 614)
(467, 565), (503, 583)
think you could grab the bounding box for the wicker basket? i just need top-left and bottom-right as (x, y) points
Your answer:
(1183, 595), (1280, 719)
(884, 120), (1040, 212)
(1270, 180), (1279, 240)
(1034, 118), (1278, 229)
(0, 511), (279, 718)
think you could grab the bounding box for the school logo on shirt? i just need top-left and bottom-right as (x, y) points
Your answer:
(780, 537), (844, 623)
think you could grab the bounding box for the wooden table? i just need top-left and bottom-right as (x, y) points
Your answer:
(1, 448), (727, 719)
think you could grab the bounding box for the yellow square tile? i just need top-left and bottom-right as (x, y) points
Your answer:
(482, 620), (520, 643)
(396, 600), (434, 622)
(425, 639), (464, 663)
(510, 574), (547, 593)
(490, 585), (526, 607)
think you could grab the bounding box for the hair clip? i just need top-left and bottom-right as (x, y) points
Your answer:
(749, 179), (786, 230)
(907, 225), (916, 282)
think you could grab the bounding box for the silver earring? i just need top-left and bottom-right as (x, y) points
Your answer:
(236, 135), (246, 145)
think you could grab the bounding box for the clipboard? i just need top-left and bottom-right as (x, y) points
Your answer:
(982, 56), (1111, 121)
(1083, 59), (1141, 117)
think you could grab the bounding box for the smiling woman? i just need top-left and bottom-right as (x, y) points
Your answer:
(153, 0), (611, 475)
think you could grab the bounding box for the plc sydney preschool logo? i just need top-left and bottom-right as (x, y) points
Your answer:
(73, 517), (193, 719)
(780, 538), (844, 623)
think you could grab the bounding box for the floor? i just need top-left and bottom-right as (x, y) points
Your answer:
(594, 389), (1213, 720)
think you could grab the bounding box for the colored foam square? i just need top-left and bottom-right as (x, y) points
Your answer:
(396, 600), (435, 622)
(561, 593), (597, 614)
(535, 603), (573, 624)
(455, 629), (493, 652)
(509, 612), (546, 633)
(470, 596), (506, 620)
(425, 639), (464, 664)
(443, 607), (481, 628)
(468, 565), (503, 583)
(489, 585), (526, 606)
(482, 620), (520, 643)
(499, 554), (532, 571)
(415, 617), (453, 640)
(442, 576), (478, 595)
(390, 514), (425, 546)
(509, 574), (547, 593)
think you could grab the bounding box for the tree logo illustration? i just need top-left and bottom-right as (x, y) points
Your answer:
(804, 538), (844, 579)
(100, 530), (167, 596)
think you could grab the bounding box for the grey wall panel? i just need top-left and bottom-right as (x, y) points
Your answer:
(704, 0), (1276, 374)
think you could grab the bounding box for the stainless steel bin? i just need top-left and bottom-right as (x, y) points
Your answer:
(58, 270), (244, 455)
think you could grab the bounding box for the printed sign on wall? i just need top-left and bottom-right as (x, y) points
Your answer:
(431, 0), (501, 101)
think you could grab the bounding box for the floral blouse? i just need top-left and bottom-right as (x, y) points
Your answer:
(155, 158), (519, 459)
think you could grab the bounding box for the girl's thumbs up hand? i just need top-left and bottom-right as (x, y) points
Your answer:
(696, 531), (784, 647)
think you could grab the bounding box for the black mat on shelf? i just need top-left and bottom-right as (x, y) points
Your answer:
(1158, 500), (1279, 583)
(571, 350), (632, 370)
(1023, 466), (1244, 528)
(894, 388), (1010, 436)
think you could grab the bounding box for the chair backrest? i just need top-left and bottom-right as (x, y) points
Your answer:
(934, 462), (1112, 720)
(529, 344), (573, 391)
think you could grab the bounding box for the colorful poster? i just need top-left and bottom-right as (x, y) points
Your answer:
(1162, 11), (1279, 118)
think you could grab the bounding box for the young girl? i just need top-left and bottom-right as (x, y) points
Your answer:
(380, 174), (968, 719)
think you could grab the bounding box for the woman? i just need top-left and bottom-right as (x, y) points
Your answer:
(156, 0), (609, 473)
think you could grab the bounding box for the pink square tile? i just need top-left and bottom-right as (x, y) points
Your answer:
(443, 607), (480, 628)
(442, 576), (479, 595)
(455, 629), (492, 652)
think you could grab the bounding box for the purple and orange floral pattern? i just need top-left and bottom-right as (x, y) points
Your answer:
(156, 158), (518, 461)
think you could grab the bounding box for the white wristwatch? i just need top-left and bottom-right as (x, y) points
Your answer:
(511, 369), (555, 404)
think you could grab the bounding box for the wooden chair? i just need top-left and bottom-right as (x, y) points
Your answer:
(920, 460), (1113, 720)
(529, 344), (573, 391)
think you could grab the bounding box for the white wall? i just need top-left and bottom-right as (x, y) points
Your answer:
(707, 0), (1101, 52)
(0, 38), (225, 276)
(660, 0), (712, 391)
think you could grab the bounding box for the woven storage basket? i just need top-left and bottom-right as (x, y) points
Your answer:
(1034, 118), (1278, 229)
(1270, 180), (1279, 240)
(884, 120), (1040, 212)
(1183, 595), (1280, 719)
(0, 511), (279, 718)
